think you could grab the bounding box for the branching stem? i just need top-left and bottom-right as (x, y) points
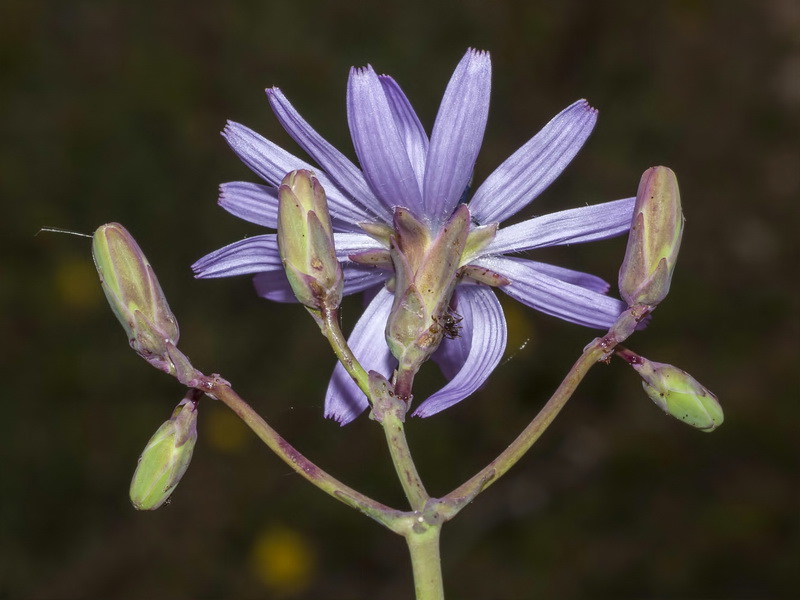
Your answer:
(440, 307), (643, 517)
(198, 374), (403, 529)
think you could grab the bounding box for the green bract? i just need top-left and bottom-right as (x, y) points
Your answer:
(130, 397), (198, 510)
(385, 204), (470, 374)
(618, 167), (684, 307)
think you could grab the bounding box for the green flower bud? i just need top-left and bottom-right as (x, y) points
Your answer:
(92, 223), (179, 358)
(620, 349), (723, 431)
(130, 394), (199, 510)
(277, 170), (343, 311)
(619, 167), (684, 307)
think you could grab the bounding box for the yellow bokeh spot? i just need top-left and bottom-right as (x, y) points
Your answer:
(250, 525), (316, 596)
(55, 257), (101, 312)
(205, 407), (250, 454)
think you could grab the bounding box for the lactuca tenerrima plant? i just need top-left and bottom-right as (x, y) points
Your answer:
(193, 48), (636, 423)
(78, 48), (722, 600)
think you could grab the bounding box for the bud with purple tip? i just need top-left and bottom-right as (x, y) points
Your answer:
(618, 348), (723, 431)
(619, 167), (684, 308)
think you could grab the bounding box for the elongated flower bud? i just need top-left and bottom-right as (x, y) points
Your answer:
(130, 394), (199, 510)
(277, 170), (343, 311)
(619, 167), (684, 307)
(619, 349), (723, 431)
(92, 223), (179, 359)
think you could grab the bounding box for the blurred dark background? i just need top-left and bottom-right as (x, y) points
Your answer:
(3, 0), (798, 598)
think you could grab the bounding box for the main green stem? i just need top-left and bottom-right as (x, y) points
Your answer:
(319, 305), (441, 597)
(405, 523), (445, 600)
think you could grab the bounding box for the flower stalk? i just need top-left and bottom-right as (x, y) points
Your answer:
(441, 323), (619, 511)
(199, 373), (406, 527)
(320, 305), (371, 398)
(379, 400), (430, 512)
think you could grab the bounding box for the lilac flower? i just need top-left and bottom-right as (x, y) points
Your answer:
(193, 49), (635, 424)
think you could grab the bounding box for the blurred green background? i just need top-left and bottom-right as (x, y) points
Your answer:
(3, 0), (798, 598)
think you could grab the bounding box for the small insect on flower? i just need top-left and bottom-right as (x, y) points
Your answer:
(434, 308), (464, 339)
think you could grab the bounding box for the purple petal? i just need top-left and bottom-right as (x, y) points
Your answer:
(340, 266), (390, 295)
(192, 235), (281, 278)
(333, 232), (385, 259)
(517, 261), (610, 294)
(266, 88), (390, 222)
(485, 197), (635, 254)
(470, 100), (598, 224)
(423, 49), (491, 227)
(431, 327), (469, 382)
(325, 287), (396, 424)
(413, 286), (507, 418)
(359, 283), (384, 309)
(252, 269), (296, 302)
(477, 256), (625, 329)
(253, 264), (386, 302)
(223, 121), (370, 230)
(218, 182), (279, 229)
(347, 66), (424, 212)
(377, 75), (429, 191)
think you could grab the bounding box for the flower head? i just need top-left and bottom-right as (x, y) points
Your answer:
(194, 49), (635, 424)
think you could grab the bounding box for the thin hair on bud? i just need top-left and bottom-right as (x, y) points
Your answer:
(36, 227), (93, 239)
